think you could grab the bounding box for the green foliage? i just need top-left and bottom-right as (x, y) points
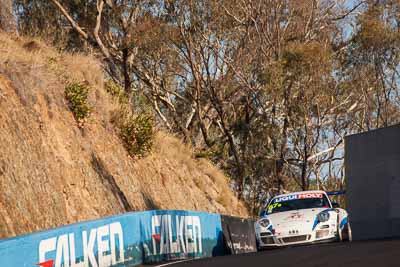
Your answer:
(47, 56), (57, 65)
(118, 113), (155, 158)
(195, 149), (215, 159)
(105, 80), (154, 157)
(65, 82), (91, 123)
(281, 42), (331, 75)
(355, 7), (399, 53)
(104, 80), (128, 104)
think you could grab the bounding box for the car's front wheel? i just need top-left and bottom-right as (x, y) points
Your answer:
(338, 222), (352, 242)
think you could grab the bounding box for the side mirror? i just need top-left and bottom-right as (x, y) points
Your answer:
(332, 202), (340, 209)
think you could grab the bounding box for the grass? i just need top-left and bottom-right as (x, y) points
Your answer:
(0, 31), (249, 224)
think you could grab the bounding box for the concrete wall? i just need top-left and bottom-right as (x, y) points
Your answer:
(346, 124), (400, 240)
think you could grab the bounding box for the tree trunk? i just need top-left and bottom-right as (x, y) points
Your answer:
(0, 0), (17, 33)
(122, 48), (132, 93)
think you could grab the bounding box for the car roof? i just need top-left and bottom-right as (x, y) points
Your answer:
(272, 190), (328, 199)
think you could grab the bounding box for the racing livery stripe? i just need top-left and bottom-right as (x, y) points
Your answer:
(340, 217), (348, 229)
(312, 217), (319, 231)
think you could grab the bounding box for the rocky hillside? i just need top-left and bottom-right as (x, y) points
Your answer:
(0, 33), (248, 239)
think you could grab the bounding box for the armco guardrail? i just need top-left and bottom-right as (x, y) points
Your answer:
(0, 210), (224, 266)
(0, 210), (255, 267)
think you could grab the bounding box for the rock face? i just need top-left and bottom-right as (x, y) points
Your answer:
(0, 34), (248, 239)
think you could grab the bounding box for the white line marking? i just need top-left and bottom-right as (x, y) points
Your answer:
(153, 259), (193, 266)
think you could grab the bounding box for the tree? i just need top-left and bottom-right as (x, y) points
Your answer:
(13, 0), (400, 215)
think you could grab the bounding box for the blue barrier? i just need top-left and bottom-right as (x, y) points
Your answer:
(0, 210), (224, 267)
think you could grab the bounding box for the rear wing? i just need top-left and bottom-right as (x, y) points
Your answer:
(326, 190), (346, 196)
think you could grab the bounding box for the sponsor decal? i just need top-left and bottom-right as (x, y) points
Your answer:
(37, 222), (124, 267)
(274, 194), (298, 203)
(274, 193), (323, 203)
(266, 202), (282, 213)
(298, 193), (323, 199)
(151, 215), (202, 255)
(285, 212), (303, 220)
(228, 242), (255, 252)
(36, 260), (54, 267)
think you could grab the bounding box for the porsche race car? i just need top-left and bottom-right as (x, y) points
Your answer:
(255, 190), (352, 249)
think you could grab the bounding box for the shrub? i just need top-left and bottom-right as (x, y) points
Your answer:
(104, 80), (128, 104)
(105, 80), (154, 157)
(119, 113), (155, 157)
(65, 82), (91, 124)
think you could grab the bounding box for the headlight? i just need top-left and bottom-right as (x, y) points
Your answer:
(317, 211), (330, 222)
(258, 218), (270, 227)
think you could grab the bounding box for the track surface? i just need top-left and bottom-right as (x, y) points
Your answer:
(155, 240), (400, 267)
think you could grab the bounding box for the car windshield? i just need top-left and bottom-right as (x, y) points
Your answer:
(266, 193), (331, 214)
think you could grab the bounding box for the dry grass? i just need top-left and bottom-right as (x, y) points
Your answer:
(0, 34), (108, 118)
(217, 189), (232, 208)
(138, 132), (248, 216)
(0, 33), (104, 92)
(154, 132), (197, 171)
(0, 32), (248, 238)
(0, 35), (57, 64)
(61, 53), (104, 88)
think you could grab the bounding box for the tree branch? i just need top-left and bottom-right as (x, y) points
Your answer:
(50, 0), (88, 40)
(94, 0), (111, 59)
(331, 1), (366, 21)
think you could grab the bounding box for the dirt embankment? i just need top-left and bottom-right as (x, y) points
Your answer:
(0, 33), (248, 239)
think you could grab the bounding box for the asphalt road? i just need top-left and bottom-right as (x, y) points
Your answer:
(151, 239), (400, 267)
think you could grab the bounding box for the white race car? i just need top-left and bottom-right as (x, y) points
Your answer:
(255, 190), (352, 249)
